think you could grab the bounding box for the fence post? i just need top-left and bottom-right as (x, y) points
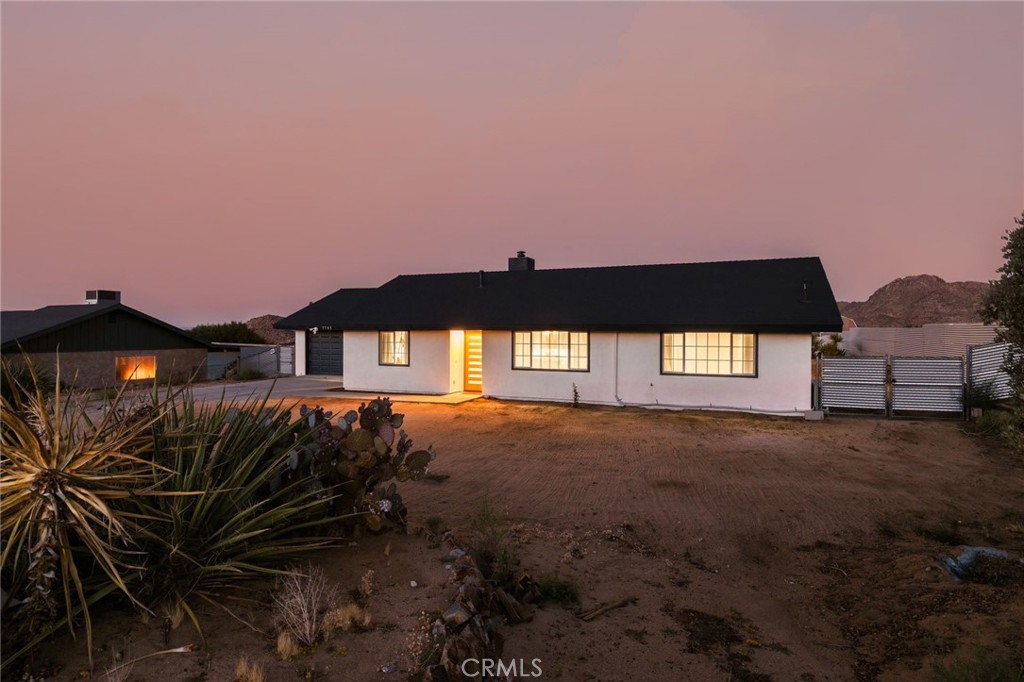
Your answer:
(885, 355), (892, 419)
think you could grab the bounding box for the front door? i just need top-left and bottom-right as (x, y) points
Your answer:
(464, 330), (483, 392)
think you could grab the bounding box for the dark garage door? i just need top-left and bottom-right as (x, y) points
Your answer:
(308, 332), (344, 375)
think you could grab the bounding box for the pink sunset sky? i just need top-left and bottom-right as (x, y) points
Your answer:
(2, 2), (1022, 328)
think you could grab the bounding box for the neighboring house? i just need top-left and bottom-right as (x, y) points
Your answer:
(1, 290), (209, 388)
(276, 254), (842, 415)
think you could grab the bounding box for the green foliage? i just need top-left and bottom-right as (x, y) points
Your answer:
(131, 391), (356, 637)
(0, 360), (433, 670)
(813, 333), (845, 358)
(571, 383), (580, 408)
(293, 399), (435, 533)
(237, 368), (267, 381)
(979, 212), (1024, 453)
(1, 357), (171, 669)
(537, 574), (581, 605)
(468, 500), (518, 587)
(914, 518), (966, 546)
(932, 645), (1024, 682)
(190, 321), (267, 344)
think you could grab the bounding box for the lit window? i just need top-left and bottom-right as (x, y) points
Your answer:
(662, 333), (756, 376)
(379, 331), (409, 366)
(116, 356), (157, 381)
(513, 331), (589, 371)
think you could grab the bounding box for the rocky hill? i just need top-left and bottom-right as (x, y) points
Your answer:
(246, 315), (293, 345)
(838, 275), (989, 327)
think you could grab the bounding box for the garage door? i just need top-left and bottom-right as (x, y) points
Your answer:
(308, 332), (344, 375)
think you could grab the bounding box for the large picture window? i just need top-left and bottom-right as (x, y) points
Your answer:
(116, 356), (157, 381)
(513, 331), (589, 371)
(662, 333), (756, 376)
(379, 331), (409, 366)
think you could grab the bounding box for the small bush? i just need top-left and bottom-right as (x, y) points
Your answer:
(234, 656), (266, 682)
(273, 565), (338, 649)
(237, 369), (267, 381)
(468, 500), (519, 587)
(875, 517), (899, 539)
(915, 519), (967, 546)
(537, 574), (581, 605)
(276, 631), (301, 661)
(932, 645), (1024, 682)
(322, 604), (371, 639)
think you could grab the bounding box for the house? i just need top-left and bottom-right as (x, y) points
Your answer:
(276, 254), (843, 415)
(1, 290), (209, 388)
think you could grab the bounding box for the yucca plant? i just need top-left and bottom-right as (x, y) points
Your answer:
(131, 390), (358, 638)
(0, 356), (173, 669)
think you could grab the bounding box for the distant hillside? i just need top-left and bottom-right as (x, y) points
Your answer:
(838, 275), (989, 328)
(246, 315), (293, 345)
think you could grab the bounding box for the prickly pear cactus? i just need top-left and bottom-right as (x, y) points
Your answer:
(291, 398), (436, 533)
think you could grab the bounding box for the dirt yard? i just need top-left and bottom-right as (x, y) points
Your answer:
(25, 399), (1024, 681)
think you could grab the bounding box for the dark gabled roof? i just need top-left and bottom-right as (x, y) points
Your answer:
(1, 302), (209, 350)
(277, 257), (843, 333)
(275, 288), (377, 330)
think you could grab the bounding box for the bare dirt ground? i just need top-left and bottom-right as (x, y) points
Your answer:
(25, 399), (1024, 681)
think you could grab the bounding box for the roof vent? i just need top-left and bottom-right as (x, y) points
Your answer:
(85, 290), (121, 305)
(508, 251), (535, 272)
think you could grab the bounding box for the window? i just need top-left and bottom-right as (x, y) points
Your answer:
(513, 331), (589, 371)
(116, 356), (157, 381)
(379, 331), (409, 366)
(662, 333), (756, 376)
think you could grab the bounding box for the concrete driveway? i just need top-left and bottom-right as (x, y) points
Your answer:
(180, 376), (478, 405)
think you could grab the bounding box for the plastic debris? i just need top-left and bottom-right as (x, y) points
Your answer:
(381, 662), (397, 674)
(410, 580), (418, 588)
(941, 546), (1011, 580)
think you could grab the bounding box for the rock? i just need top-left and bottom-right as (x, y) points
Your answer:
(443, 603), (472, 628)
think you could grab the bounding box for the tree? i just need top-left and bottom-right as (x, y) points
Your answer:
(190, 321), (267, 344)
(979, 212), (1024, 394)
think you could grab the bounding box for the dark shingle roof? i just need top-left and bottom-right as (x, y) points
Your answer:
(275, 288), (377, 330)
(276, 257), (842, 333)
(1, 302), (208, 350)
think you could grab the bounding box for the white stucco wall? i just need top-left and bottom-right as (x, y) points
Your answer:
(449, 330), (465, 393)
(342, 331), (453, 394)
(294, 330), (307, 376)
(482, 332), (812, 415)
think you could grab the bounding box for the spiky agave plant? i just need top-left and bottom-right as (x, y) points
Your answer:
(0, 356), (172, 670)
(131, 390), (358, 639)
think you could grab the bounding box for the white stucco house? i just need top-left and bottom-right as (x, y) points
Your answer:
(276, 253), (842, 415)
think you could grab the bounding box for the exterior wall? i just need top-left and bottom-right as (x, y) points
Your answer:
(342, 331), (452, 394)
(294, 330), (307, 376)
(449, 330), (465, 393)
(12, 348), (208, 389)
(482, 332), (812, 415)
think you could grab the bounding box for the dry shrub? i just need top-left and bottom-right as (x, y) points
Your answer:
(322, 604), (372, 640)
(234, 656), (266, 682)
(273, 565), (338, 649)
(276, 631), (301, 661)
(359, 569), (375, 599)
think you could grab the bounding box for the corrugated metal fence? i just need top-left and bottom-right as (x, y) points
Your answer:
(891, 358), (963, 414)
(820, 357), (888, 412)
(817, 345), (1018, 417)
(967, 342), (1015, 401)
